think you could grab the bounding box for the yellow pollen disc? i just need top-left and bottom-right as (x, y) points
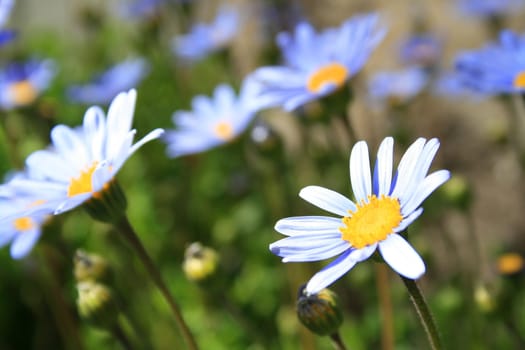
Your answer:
(497, 253), (524, 275)
(14, 217), (35, 231)
(513, 71), (525, 89)
(214, 121), (234, 141)
(307, 63), (349, 93)
(67, 162), (99, 197)
(9, 80), (38, 106)
(340, 195), (402, 249)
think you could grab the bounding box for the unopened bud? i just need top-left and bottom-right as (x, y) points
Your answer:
(441, 176), (471, 211)
(182, 242), (219, 284)
(77, 281), (119, 329)
(474, 284), (496, 313)
(74, 249), (112, 284)
(296, 284), (343, 336)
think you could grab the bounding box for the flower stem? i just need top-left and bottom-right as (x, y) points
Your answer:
(111, 324), (134, 350)
(375, 264), (395, 350)
(116, 216), (199, 350)
(400, 277), (442, 350)
(329, 332), (348, 350)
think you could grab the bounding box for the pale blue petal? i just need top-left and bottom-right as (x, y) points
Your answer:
(54, 194), (91, 215)
(25, 150), (75, 181)
(82, 106), (107, 160)
(11, 227), (41, 259)
(350, 141), (372, 203)
(394, 208), (423, 233)
(390, 138), (426, 198)
(299, 186), (356, 217)
(401, 170), (450, 216)
(50, 125), (89, 168)
(274, 216), (342, 236)
(379, 233), (425, 279)
(270, 235), (348, 262)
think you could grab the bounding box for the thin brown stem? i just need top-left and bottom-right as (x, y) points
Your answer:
(375, 264), (395, 350)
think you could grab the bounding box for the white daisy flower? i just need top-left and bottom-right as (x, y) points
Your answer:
(6, 89), (164, 217)
(270, 137), (450, 295)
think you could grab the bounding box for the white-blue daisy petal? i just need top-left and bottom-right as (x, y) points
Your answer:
(350, 141), (372, 203)
(401, 170), (451, 216)
(374, 137), (393, 196)
(10, 227), (41, 259)
(299, 186), (356, 217)
(390, 138), (426, 199)
(394, 208), (423, 233)
(274, 216), (343, 236)
(379, 233), (425, 279)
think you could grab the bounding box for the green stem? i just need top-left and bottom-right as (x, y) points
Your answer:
(329, 332), (348, 350)
(116, 216), (199, 350)
(111, 323), (134, 350)
(400, 277), (442, 350)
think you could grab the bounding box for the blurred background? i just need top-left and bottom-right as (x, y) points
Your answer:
(1, 0), (525, 349)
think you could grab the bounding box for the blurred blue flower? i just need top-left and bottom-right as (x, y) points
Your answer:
(0, 0), (16, 47)
(4, 90), (164, 215)
(458, 0), (524, 17)
(118, 0), (165, 19)
(67, 58), (150, 105)
(163, 80), (262, 157)
(399, 34), (442, 68)
(368, 67), (428, 105)
(250, 13), (386, 111)
(172, 5), (239, 62)
(432, 70), (481, 99)
(0, 59), (56, 109)
(454, 30), (525, 95)
(269, 137), (450, 295)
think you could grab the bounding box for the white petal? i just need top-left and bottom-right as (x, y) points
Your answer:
(394, 208), (423, 233)
(350, 141), (372, 203)
(401, 170), (450, 216)
(274, 216), (342, 236)
(299, 186), (356, 217)
(390, 138), (426, 198)
(54, 194), (91, 215)
(128, 128), (165, 156)
(10, 227), (41, 259)
(83, 106), (107, 160)
(305, 250), (356, 295)
(50, 125), (89, 168)
(270, 235), (349, 262)
(106, 90), (137, 159)
(379, 233), (425, 279)
(374, 137), (393, 196)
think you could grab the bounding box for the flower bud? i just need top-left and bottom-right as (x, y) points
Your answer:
(474, 284), (496, 313)
(182, 242), (219, 284)
(440, 175), (472, 211)
(77, 281), (119, 329)
(74, 249), (112, 284)
(296, 284), (343, 336)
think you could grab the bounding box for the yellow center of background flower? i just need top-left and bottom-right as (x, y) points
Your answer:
(497, 253), (524, 275)
(340, 195), (402, 249)
(9, 80), (37, 106)
(307, 63), (349, 93)
(14, 217), (35, 231)
(67, 162), (98, 197)
(214, 121), (234, 141)
(513, 71), (525, 89)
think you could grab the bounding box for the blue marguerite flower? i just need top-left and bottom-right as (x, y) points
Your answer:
(368, 67), (428, 105)
(67, 58), (150, 105)
(0, 0), (15, 46)
(458, 0), (524, 17)
(399, 34), (442, 68)
(163, 79), (263, 157)
(270, 137), (450, 295)
(172, 5), (239, 62)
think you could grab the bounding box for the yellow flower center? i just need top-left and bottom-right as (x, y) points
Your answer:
(9, 80), (38, 106)
(67, 162), (98, 197)
(340, 195), (402, 249)
(497, 253), (524, 275)
(214, 121), (234, 141)
(14, 217), (35, 231)
(513, 71), (525, 89)
(307, 63), (349, 93)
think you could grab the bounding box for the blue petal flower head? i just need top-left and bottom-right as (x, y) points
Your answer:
(368, 67), (428, 105)
(0, 59), (57, 109)
(4, 89), (164, 215)
(67, 58), (150, 105)
(118, 0), (165, 19)
(251, 13), (386, 112)
(399, 34), (442, 68)
(454, 30), (525, 95)
(270, 137), (450, 295)
(458, 0), (524, 17)
(432, 70), (483, 99)
(172, 5), (239, 62)
(163, 80), (262, 157)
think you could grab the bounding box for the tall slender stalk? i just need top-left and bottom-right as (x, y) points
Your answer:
(329, 332), (348, 350)
(375, 264), (394, 350)
(400, 276), (442, 350)
(116, 216), (199, 350)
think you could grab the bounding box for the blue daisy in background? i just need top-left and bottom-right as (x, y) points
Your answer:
(163, 80), (264, 158)
(270, 137), (450, 295)
(172, 4), (239, 62)
(0, 0), (16, 47)
(67, 58), (150, 105)
(457, 0), (524, 17)
(5, 89), (164, 215)
(0, 59), (56, 109)
(118, 0), (165, 19)
(250, 13), (386, 111)
(455, 30), (525, 95)
(368, 67), (428, 106)
(399, 34), (442, 69)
